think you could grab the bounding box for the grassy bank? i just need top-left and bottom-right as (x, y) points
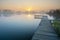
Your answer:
(52, 20), (60, 37)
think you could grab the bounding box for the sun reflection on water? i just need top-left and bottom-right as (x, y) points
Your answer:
(27, 14), (32, 17)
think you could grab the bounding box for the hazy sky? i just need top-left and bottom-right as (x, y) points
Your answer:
(0, 0), (60, 11)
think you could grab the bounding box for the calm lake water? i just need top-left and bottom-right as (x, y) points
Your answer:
(0, 13), (41, 40)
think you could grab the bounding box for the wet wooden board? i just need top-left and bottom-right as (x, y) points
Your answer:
(32, 16), (59, 40)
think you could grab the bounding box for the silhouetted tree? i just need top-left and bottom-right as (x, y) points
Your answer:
(48, 9), (60, 19)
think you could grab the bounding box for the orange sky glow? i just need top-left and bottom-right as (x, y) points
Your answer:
(0, 0), (60, 11)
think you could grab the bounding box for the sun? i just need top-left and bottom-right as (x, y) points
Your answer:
(27, 8), (32, 11)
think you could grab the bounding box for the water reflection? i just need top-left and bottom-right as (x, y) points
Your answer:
(27, 14), (32, 17)
(0, 13), (40, 40)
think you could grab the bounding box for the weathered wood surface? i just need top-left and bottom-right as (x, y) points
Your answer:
(32, 17), (59, 40)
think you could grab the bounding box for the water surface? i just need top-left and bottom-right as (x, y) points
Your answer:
(0, 13), (40, 40)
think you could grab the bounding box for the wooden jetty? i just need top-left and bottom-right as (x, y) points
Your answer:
(32, 16), (59, 40)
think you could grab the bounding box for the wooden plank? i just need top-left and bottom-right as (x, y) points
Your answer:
(32, 16), (59, 40)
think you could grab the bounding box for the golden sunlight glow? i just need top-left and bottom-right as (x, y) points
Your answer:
(28, 14), (31, 17)
(26, 14), (32, 19)
(27, 8), (32, 11)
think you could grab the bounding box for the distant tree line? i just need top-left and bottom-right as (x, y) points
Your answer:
(47, 9), (60, 19)
(0, 9), (14, 17)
